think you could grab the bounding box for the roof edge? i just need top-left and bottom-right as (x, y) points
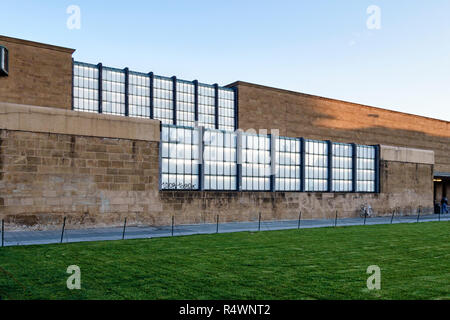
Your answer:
(0, 35), (76, 54)
(226, 81), (450, 125)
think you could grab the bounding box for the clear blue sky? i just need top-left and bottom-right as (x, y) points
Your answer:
(2, 0), (450, 121)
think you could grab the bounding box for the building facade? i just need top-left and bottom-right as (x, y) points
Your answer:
(0, 35), (448, 230)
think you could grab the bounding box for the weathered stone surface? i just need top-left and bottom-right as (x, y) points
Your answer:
(0, 36), (74, 110)
(229, 81), (450, 173)
(0, 103), (160, 142)
(0, 129), (433, 231)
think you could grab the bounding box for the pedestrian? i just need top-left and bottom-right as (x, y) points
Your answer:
(442, 196), (449, 214)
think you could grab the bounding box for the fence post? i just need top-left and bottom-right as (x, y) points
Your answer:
(216, 215), (219, 234)
(334, 210), (338, 227)
(391, 209), (395, 224)
(122, 217), (127, 240)
(60, 217), (66, 244)
(1, 219), (4, 247)
(297, 211), (302, 229)
(416, 207), (421, 223)
(172, 216), (174, 236)
(363, 209), (367, 226)
(258, 212), (261, 232)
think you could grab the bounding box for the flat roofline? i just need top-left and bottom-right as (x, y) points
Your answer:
(226, 81), (450, 125)
(0, 35), (75, 54)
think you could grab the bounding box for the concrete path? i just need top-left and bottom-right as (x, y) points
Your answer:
(1, 214), (449, 247)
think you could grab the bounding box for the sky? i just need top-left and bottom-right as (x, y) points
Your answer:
(1, 0), (450, 121)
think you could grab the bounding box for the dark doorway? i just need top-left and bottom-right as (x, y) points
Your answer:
(434, 175), (449, 212)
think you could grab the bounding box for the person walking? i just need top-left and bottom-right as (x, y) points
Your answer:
(442, 196), (449, 214)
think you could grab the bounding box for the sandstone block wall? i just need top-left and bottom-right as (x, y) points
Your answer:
(0, 36), (75, 110)
(229, 82), (450, 173)
(0, 128), (433, 231)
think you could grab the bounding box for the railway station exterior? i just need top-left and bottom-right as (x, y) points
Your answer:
(0, 35), (448, 229)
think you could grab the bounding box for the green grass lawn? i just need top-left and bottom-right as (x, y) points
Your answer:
(0, 222), (449, 300)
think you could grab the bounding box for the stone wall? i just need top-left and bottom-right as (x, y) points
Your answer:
(229, 81), (450, 173)
(0, 130), (160, 229)
(0, 115), (434, 230)
(0, 36), (74, 110)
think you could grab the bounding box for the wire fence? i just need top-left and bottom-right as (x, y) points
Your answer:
(1, 208), (449, 247)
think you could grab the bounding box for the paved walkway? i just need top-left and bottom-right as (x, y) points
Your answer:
(1, 214), (449, 247)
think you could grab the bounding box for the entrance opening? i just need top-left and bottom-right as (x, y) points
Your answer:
(434, 173), (449, 213)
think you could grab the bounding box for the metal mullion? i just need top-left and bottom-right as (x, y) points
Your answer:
(236, 131), (243, 191)
(352, 143), (357, 193)
(149, 72), (154, 119)
(198, 126), (205, 191)
(222, 133), (225, 190)
(71, 58), (74, 110)
(124, 68), (129, 117)
(97, 63), (103, 114)
(214, 84), (219, 130)
(234, 87), (238, 131)
(374, 145), (380, 193)
(172, 76), (177, 125)
(327, 141), (332, 192)
(270, 134), (276, 192)
(300, 138), (305, 192)
(193, 80), (199, 125)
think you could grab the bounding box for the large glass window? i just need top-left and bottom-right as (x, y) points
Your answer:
(241, 133), (271, 191)
(129, 71), (150, 118)
(305, 140), (328, 192)
(154, 76), (174, 124)
(198, 84), (216, 129)
(218, 88), (235, 132)
(356, 145), (376, 192)
(160, 125), (200, 190)
(73, 62), (99, 113)
(176, 80), (195, 127)
(203, 130), (237, 190)
(275, 137), (301, 191)
(102, 67), (126, 115)
(159, 125), (378, 193)
(332, 143), (353, 192)
(73, 61), (237, 131)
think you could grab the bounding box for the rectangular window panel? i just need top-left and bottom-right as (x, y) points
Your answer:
(129, 71), (150, 118)
(332, 142), (353, 192)
(241, 133), (271, 191)
(275, 137), (301, 191)
(218, 88), (235, 132)
(73, 61), (236, 130)
(154, 76), (174, 124)
(176, 80), (195, 127)
(73, 61), (99, 113)
(198, 84), (216, 129)
(304, 140), (328, 192)
(160, 125), (200, 190)
(203, 129), (237, 190)
(356, 145), (376, 192)
(102, 67), (126, 116)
